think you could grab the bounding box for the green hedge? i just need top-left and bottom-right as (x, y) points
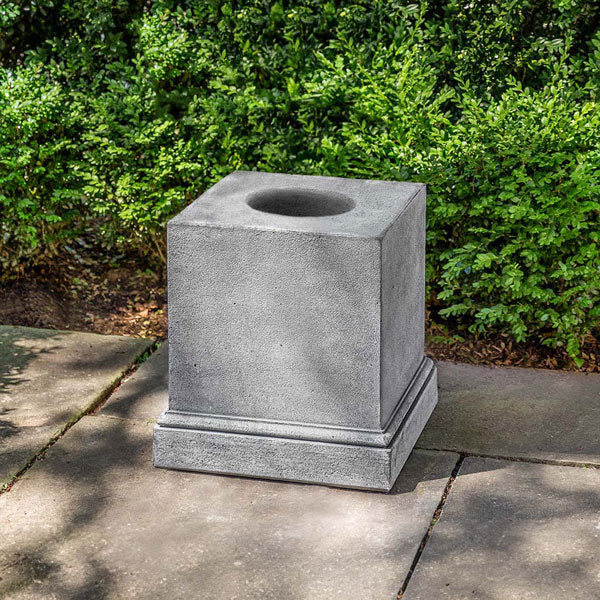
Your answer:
(2, 1), (600, 361)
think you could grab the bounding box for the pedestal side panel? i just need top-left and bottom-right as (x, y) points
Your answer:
(380, 188), (426, 427)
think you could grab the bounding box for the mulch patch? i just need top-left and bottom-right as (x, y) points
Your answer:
(426, 321), (599, 373)
(1, 248), (598, 373)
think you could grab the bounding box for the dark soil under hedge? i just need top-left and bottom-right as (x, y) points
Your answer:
(2, 251), (598, 373)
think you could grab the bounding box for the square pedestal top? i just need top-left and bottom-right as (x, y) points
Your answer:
(169, 171), (425, 239)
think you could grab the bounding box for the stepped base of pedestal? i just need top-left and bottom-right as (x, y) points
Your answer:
(153, 364), (438, 492)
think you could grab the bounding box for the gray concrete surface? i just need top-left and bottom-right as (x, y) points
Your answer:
(101, 342), (168, 423)
(162, 171), (435, 490)
(2, 331), (600, 599)
(403, 457), (600, 600)
(418, 361), (600, 465)
(0, 412), (458, 600)
(0, 425), (58, 489)
(0, 325), (152, 485)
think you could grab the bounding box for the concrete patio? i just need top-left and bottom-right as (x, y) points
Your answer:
(0, 326), (598, 599)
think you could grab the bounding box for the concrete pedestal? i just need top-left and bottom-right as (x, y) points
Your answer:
(154, 171), (437, 491)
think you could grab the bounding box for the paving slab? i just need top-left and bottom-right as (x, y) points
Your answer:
(418, 361), (600, 465)
(0, 325), (152, 485)
(403, 457), (600, 599)
(0, 410), (458, 600)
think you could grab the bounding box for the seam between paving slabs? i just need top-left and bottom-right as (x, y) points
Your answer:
(0, 340), (160, 495)
(414, 446), (600, 470)
(397, 455), (465, 600)
(397, 448), (600, 598)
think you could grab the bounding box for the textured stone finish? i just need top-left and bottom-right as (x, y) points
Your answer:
(154, 171), (436, 490)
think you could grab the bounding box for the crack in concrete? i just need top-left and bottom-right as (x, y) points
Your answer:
(397, 446), (599, 597)
(0, 340), (160, 495)
(397, 455), (464, 599)
(415, 445), (600, 470)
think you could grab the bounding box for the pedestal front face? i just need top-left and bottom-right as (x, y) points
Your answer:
(168, 226), (382, 429)
(154, 171), (437, 491)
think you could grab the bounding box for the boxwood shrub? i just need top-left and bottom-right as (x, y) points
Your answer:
(1, 0), (599, 360)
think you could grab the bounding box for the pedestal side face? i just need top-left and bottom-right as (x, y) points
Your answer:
(168, 224), (382, 429)
(380, 188), (426, 427)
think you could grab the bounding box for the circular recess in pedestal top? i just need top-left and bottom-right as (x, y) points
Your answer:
(246, 188), (356, 217)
